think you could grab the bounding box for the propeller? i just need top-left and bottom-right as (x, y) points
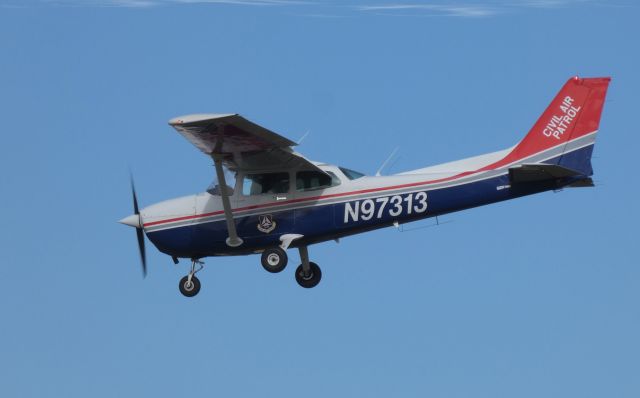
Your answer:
(122, 176), (147, 277)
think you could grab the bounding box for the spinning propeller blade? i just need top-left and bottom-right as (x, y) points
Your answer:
(130, 177), (147, 277)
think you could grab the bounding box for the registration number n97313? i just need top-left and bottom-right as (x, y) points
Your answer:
(343, 191), (428, 223)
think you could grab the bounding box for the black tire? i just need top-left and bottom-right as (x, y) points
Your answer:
(295, 262), (322, 288)
(261, 247), (288, 273)
(179, 275), (201, 297)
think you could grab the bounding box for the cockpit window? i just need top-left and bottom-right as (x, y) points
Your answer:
(296, 171), (340, 192)
(206, 165), (236, 196)
(207, 183), (234, 196)
(339, 167), (365, 180)
(242, 172), (290, 195)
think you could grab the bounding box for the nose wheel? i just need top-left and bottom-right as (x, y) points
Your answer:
(179, 259), (204, 297)
(179, 275), (201, 297)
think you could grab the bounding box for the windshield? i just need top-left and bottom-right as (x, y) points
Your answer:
(206, 165), (237, 196)
(339, 167), (366, 180)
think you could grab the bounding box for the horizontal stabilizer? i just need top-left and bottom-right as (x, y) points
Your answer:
(509, 164), (582, 184)
(566, 178), (594, 188)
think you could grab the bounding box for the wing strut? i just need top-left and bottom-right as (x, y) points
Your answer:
(213, 154), (243, 247)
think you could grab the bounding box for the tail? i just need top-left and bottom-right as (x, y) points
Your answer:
(500, 76), (611, 177)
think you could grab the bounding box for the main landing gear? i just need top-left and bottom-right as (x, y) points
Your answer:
(261, 247), (288, 273)
(294, 245), (321, 288)
(259, 245), (322, 288)
(179, 259), (203, 297)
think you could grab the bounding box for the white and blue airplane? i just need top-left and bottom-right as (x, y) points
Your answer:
(120, 76), (610, 297)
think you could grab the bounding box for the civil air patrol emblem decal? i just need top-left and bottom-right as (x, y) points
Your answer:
(257, 214), (276, 233)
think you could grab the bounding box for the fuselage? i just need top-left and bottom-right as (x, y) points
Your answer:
(139, 140), (593, 259)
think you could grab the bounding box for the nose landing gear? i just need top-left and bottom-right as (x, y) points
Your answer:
(179, 259), (204, 297)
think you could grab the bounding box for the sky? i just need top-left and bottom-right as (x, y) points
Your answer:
(0, 0), (639, 397)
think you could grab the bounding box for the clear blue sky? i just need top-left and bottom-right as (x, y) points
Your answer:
(1, 1), (638, 397)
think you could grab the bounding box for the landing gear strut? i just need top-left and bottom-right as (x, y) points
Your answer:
(179, 259), (203, 297)
(295, 245), (322, 288)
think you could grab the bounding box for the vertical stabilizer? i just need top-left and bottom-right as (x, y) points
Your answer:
(499, 77), (611, 176)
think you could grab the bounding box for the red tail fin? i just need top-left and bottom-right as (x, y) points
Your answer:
(497, 76), (611, 170)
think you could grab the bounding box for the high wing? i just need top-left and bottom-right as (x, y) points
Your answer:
(169, 113), (321, 173)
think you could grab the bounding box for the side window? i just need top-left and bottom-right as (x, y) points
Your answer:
(296, 171), (340, 192)
(242, 172), (290, 195)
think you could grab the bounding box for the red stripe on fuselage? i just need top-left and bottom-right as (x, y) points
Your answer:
(144, 131), (598, 228)
(143, 169), (477, 228)
(145, 77), (610, 229)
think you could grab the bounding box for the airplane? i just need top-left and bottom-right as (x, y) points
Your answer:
(120, 76), (611, 297)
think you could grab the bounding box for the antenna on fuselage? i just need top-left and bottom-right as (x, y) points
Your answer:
(297, 130), (311, 145)
(375, 147), (400, 176)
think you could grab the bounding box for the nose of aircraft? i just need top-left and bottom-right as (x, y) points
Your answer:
(119, 214), (142, 228)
